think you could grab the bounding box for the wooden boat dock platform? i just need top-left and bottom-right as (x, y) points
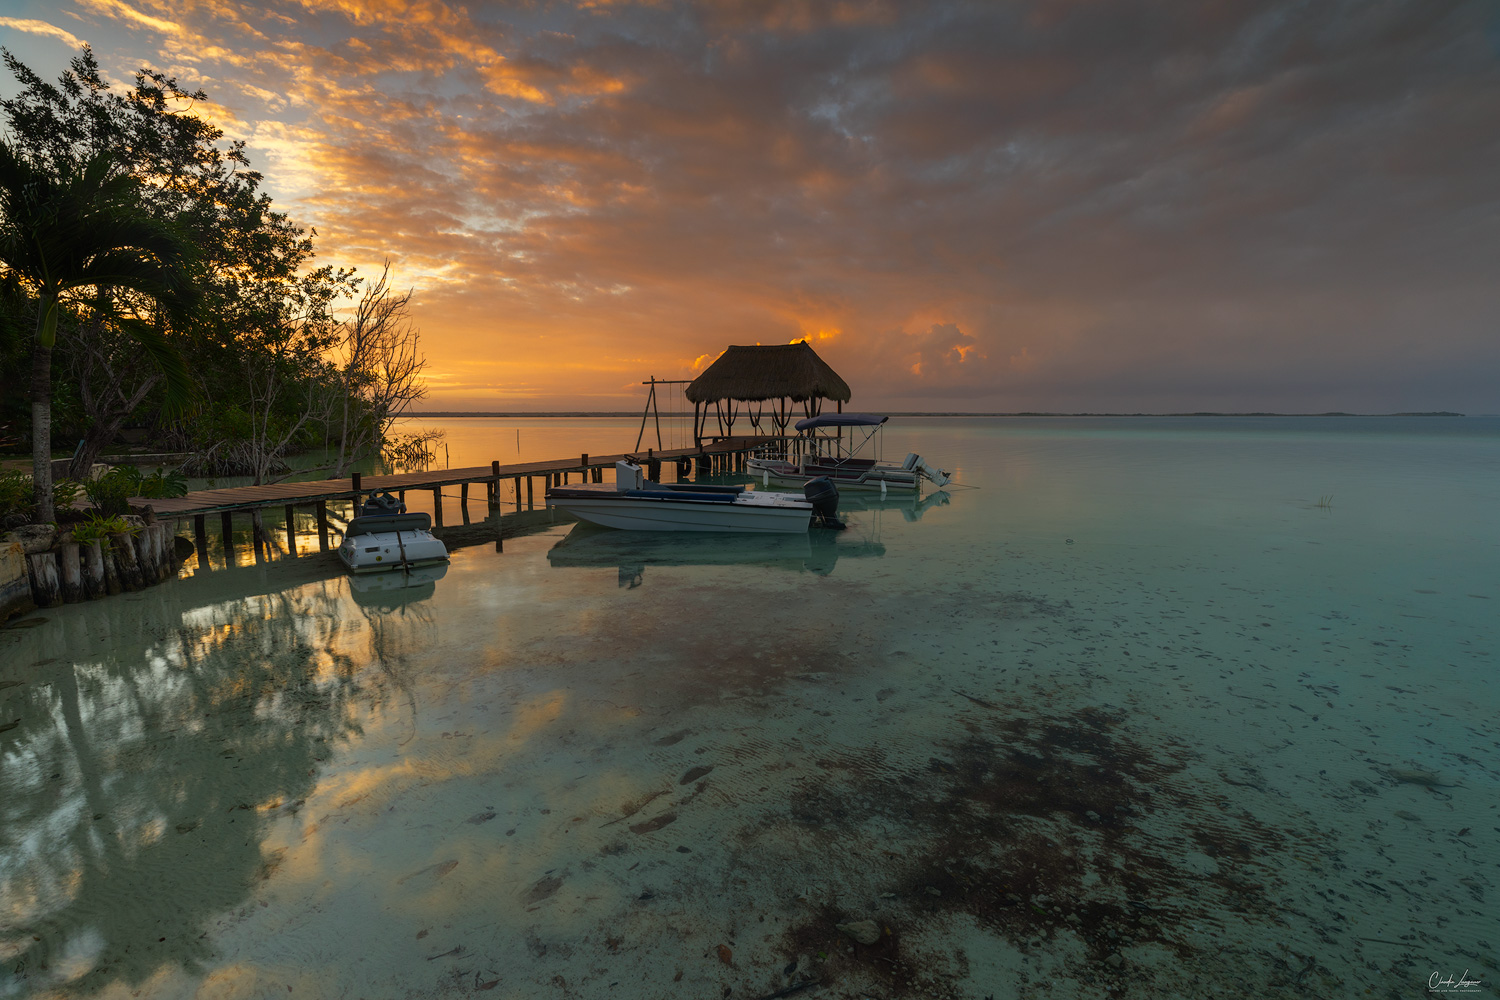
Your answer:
(132, 436), (779, 564)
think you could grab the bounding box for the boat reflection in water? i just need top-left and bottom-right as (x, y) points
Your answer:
(546, 525), (829, 587)
(346, 561), (449, 610)
(542, 491), (949, 586)
(838, 488), (951, 521)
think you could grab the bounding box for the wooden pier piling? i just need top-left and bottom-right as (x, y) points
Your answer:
(251, 510), (266, 564)
(59, 542), (83, 602)
(27, 552), (60, 607)
(111, 533), (145, 590)
(82, 540), (106, 599)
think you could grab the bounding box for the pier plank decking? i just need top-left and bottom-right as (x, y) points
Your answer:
(133, 436), (777, 517)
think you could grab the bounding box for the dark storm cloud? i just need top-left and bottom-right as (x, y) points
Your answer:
(21, 0), (1499, 409)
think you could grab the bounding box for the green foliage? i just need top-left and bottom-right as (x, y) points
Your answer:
(0, 470), (85, 521)
(83, 466), (137, 515)
(1, 47), (425, 488)
(139, 468), (187, 498)
(69, 510), (134, 542)
(78, 464), (186, 515)
(52, 477), (84, 508)
(0, 468), (27, 518)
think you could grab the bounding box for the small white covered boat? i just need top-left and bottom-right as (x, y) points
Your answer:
(546, 461), (840, 534)
(337, 492), (450, 573)
(747, 413), (951, 492)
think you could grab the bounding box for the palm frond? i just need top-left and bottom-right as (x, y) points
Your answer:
(116, 315), (197, 418)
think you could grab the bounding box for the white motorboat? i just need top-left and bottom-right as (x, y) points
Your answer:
(337, 492), (450, 573)
(746, 413), (951, 492)
(546, 461), (841, 534)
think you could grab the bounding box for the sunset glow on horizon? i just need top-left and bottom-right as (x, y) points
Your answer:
(3, 1), (1497, 413)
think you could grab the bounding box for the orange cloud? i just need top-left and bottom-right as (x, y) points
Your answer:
(16, 0), (1493, 413)
(0, 17), (88, 48)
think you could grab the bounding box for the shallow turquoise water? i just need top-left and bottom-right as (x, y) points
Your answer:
(2, 416), (1496, 998)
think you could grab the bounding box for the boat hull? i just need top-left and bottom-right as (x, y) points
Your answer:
(337, 529), (450, 573)
(549, 489), (813, 533)
(747, 458), (922, 492)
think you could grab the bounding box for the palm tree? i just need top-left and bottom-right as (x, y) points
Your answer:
(0, 140), (197, 522)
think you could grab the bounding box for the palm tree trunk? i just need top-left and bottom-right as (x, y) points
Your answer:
(30, 321), (55, 524)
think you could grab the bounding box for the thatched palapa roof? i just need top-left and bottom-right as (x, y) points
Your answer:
(685, 342), (851, 404)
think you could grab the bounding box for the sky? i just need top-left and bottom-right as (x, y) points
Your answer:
(1, 0), (1497, 414)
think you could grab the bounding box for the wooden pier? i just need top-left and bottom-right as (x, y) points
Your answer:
(128, 436), (779, 565)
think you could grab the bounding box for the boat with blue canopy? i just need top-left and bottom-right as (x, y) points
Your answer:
(747, 413), (951, 492)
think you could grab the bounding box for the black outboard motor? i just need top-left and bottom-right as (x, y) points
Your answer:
(364, 491), (405, 515)
(803, 476), (845, 530)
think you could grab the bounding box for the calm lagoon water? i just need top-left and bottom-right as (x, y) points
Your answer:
(2, 416), (1497, 999)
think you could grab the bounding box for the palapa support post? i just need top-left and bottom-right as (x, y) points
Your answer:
(284, 505), (297, 556)
(351, 472), (363, 516)
(514, 476), (522, 510)
(490, 461), (502, 509)
(221, 511), (235, 563)
(527, 477), (534, 508)
(461, 481), (470, 512)
(432, 487), (444, 527)
(399, 489), (407, 506)
(316, 502), (330, 552)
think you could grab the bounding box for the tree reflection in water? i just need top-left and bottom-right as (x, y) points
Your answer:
(0, 567), (434, 995)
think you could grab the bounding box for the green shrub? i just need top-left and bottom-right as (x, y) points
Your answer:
(84, 467), (138, 516)
(138, 468), (187, 498)
(0, 471), (84, 523)
(53, 478), (84, 509)
(0, 469), (28, 519)
(70, 511), (135, 542)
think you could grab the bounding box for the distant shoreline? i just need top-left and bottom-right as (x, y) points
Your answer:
(405, 410), (1469, 418)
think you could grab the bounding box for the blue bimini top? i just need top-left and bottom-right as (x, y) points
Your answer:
(794, 413), (889, 431)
